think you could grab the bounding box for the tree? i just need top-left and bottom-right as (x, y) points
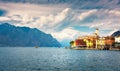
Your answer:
(70, 41), (74, 47)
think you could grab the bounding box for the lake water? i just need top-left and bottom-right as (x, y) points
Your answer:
(0, 47), (120, 71)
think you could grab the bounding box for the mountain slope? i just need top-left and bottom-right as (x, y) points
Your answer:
(111, 30), (120, 37)
(0, 23), (61, 47)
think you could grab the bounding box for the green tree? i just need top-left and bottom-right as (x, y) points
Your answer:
(70, 41), (74, 47)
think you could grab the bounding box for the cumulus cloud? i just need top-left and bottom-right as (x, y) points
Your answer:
(0, 2), (69, 16)
(12, 8), (71, 33)
(0, 2), (71, 30)
(38, 8), (70, 28)
(0, 16), (10, 21)
(1, 0), (120, 9)
(52, 27), (88, 41)
(79, 9), (120, 34)
(78, 9), (97, 21)
(108, 9), (120, 16)
(108, 29), (119, 36)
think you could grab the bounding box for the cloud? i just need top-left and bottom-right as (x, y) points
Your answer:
(13, 8), (71, 33)
(0, 2), (71, 31)
(108, 29), (119, 36)
(79, 9), (120, 30)
(0, 2), (69, 16)
(108, 9), (120, 16)
(0, 16), (10, 21)
(78, 9), (97, 21)
(1, 0), (120, 9)
(51, 27), (88, 41)
(38, 8), (70, 28)
(51, 27), (89, 46)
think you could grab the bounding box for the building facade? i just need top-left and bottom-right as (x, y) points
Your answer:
(115, 36), (120, 43)
(70, 28), (116, 49)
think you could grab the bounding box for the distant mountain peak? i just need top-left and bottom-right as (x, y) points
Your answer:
(0, 23), (61, 47)
(111, 30), (120, 37)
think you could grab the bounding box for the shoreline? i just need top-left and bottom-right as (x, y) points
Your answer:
(69, 47), (120, 51)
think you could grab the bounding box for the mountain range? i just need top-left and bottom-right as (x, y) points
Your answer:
(0, 23), (61, 47)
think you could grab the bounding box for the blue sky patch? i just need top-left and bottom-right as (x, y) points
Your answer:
(0, 9), (7, 16)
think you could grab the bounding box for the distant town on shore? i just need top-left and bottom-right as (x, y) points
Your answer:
(69, 28), (120, 50)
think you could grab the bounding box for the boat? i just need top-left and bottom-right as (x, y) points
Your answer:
(35, 46), (38, 48)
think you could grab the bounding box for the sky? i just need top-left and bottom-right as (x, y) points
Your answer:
(0, 0), (120, 46)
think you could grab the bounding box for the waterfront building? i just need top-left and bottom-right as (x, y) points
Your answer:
(83, 36), (95, 48)
(104, 36), (115, 48)
(114, 36), (120, 48)
(115, 36), (120, 43)
(74, 35), (96, 48)
(75, 39), (86, 48)
(97, 37), (105, 49)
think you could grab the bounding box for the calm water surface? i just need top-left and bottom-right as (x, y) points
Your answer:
(0, 47), (120, 71)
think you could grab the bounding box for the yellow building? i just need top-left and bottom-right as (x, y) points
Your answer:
(78, 36), (95, 48)
(97, 37), (105, 49)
